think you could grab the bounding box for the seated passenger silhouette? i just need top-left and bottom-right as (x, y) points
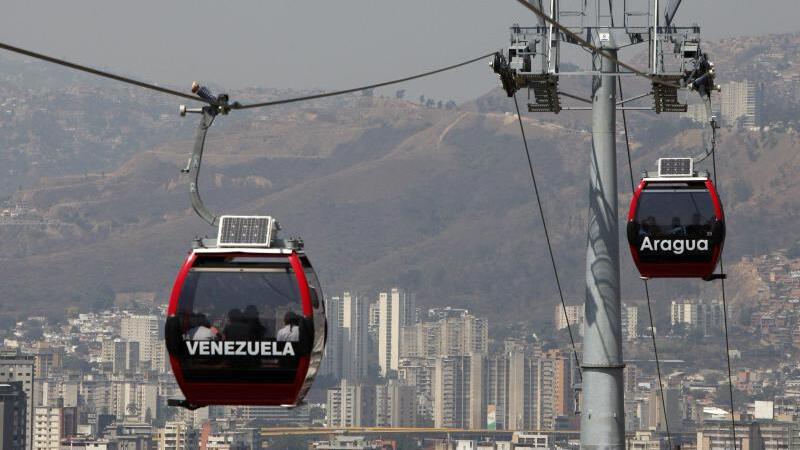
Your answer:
(244, 305), (267, 340)
(223, 309), (250, 341)
(258, 306), (275, 339)
(669, 217), (685, 236)
(276, 311), (300, 342)
(686, 213), (704, 237)
(640, 216), (658, 236)
(187, 313), (218, 340)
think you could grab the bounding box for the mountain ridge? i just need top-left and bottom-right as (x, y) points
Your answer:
(1, 32), (798, 332)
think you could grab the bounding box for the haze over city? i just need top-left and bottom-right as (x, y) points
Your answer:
(0, 1), (799, 450)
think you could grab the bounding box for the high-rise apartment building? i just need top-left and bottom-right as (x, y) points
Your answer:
(622, 304), (639, 341)
(483, 341), (544, 431)
(554, 305), (584, 333)
(0, 352), (34, 450)
(326, 380), (375, 427)
(101, 338), (140, 375)
(648, 388), (682, 434)
(671, 300), (723, 335)
(397, 356), (436, 426)
(31, 344), (62, 380)
(720, 80), (762, 129)
(400, 311), (487, 359)
(432, 354), (484, 429)
(438, 313), (488, 357)
(378, 289), (414, 376)
(507, 343), (541, 431)
(536, 349), (574, 430)
(397, 357), (435, 398)
(368, 302), (380, 336)
(32, 406), (77, 450)
(375, 380), (417, 427)
(120, 315), (160, 370)
(237, 405), (311, 426)
(111, 381), (158, 424)
(156, 421), (197, 450)
(341, 292), (370, 380)
(0, 382), (27, 450)
(322, 292), (371, 380)
(697, 419), (763, 450)
(401, 322), (440, 358)
(321, 295), (343, 378)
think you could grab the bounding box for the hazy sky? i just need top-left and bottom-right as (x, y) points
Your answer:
(1, 1), (797, 102)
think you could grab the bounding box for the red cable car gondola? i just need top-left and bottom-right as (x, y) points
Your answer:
(166, 86), (326, 409)
(165, 217), (326, 408)
(626, 158), (725, 280)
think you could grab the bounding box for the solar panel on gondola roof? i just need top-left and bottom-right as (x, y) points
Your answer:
(217, 215), (274, 247)
(657, 158), (693, 177)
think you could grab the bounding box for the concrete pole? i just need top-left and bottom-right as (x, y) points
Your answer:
(580, 35), (625, 450)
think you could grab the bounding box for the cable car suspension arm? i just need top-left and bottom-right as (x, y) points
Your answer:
(179, 83), (236, 226)
(180, 107), (218, 226)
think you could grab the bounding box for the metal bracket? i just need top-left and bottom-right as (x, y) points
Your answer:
(526, 74), (561, 113)
(581, 363), (626, 369)
(703, 273), (727, 281)
(652, 74), (687, 113)
(167, 398), (202, 410)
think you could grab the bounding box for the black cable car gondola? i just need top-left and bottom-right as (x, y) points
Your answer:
(626, 158), (725, 280)
(165, 85), (326, 409)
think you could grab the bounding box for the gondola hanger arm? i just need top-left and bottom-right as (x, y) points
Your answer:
(179, 83), (230, 227)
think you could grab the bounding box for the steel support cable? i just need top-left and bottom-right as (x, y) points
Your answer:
(711, 141), (737, 450)
(0, 40), (494, 111)
(512, 94), (582, 381)
(234, 52), (497, 110)
(512, 0), (680, 89)
(0, 41), (204, 103)
(618, 75), (674, 450)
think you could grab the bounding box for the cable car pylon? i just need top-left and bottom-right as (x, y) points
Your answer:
(494, 1), (721, 449)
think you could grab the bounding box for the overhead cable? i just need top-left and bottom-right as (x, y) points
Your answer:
(234, 52), (496, 110)
(711, 140), (738, 450)
(0, 40), (494, 111)
(619, 74), (673, 450)
(512, 94), (582, 381)
(0, 41), (204, 103)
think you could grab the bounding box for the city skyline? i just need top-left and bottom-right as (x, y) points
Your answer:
(2, 242), (798, 449)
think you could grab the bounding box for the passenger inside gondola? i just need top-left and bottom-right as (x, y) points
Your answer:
(187, 313), (218, 340)
(669, 217), (685, 236)
(635, 189), (716, 240)
(172, 261), (315, 381)
(277, 311), (300, 342)
(223, 309), (250, 340)
(640, 216), (658, 236)
(244, 305), (266, 340)
(686, 213), (705, 237)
